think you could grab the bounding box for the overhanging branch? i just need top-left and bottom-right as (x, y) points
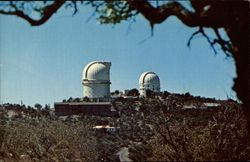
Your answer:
(131, 0), (197, 26)
(132, 1), (203, 27)
(131, 0), (231, 28)
(187, 27), (217, 55)
(187, 27), (203, 47)
(0, 1), (65, 26)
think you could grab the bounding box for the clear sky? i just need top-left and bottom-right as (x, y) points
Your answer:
(0, 4), (236, 107)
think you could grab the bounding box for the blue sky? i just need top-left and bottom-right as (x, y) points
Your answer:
(0, 4), (236, 107)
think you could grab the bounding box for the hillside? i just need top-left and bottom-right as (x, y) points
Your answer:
(0, 94), (249, 161)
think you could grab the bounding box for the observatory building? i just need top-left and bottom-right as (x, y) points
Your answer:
(139, 72), (160, 97)
(54, 61), (118, 117)
(82, 61), (111, 99)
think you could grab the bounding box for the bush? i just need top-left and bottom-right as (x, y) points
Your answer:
(0, 107), (97, 161)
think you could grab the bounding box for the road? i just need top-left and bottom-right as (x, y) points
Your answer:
(117, 147), (132, 162)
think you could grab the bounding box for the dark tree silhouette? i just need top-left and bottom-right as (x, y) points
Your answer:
(34, 103), (42, 111)
(114, 90), (120, 95)
(127, 88), (140, 97)
(146, 89), (155, 98)
(161, 91), (170, 99)
(0, 1), (249, 132)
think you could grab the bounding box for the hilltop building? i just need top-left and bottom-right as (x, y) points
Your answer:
(93, 125), (120, 133)
(139, 72), (160, 97)
(82, 61), (111, 100)
(55, 61), (116, 116)
(54, 102), (118, 117)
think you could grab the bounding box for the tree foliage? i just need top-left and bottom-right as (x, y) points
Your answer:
(146, 89), (154, 98)
(0, 1), (247, 56)
(34, 103), (42, 111)
(127, 88), (139, 96)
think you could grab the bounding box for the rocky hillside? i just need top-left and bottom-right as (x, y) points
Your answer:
(0, 94), (249, 161)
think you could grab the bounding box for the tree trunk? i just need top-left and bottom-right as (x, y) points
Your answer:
(226, 12), (250, 135)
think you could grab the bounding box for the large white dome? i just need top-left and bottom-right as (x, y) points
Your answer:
(139, 72), (160, 97)
(82, 61), (111, 99)
(83, 61), (111, 81)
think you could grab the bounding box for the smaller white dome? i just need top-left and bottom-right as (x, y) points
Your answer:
(139, 72), (160, 86)
(139, 72), (160, 96)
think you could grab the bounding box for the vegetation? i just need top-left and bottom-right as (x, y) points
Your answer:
(111, 90), (120, 96)
(1, 93), (249, 161)
(0, 1), (249, 131)
(0, 104), (97, 161)
(126, 88), (140, 97)
(0, 2), (249, 160)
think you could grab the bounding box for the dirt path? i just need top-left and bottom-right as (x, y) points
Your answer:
(117, 147), (132, 162)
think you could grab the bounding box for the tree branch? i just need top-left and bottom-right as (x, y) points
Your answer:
(199, 28), (217, 55)
(0, 1), (65, 26)
(213, 28), (233, 57)
(187, 27), (218, 55)
(131, 0), (196, 26)
(187, 27), (202, 47)
(131, 0), (232, 28)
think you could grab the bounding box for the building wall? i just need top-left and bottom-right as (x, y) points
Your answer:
(139, 83), (160, 97)
(83, 83), (110, 98)
(54, 102), (118, 116)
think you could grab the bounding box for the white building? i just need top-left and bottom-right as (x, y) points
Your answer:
(93, 125), (119, 132)
(139, 72), (160, 97)
(82, 61), (111, 99)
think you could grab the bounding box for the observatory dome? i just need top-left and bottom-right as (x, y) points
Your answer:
(82, 61), (111, 99)
(139, 72), (160, 97)
(83, 61), (111, 81)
